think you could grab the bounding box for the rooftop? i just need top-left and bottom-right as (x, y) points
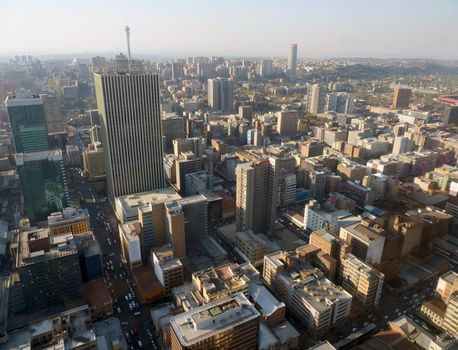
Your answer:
(249, 282), (285, 317)
(343, 222), (384, 243)
(48, 207), (89, 226)
(170, 293), (259, 346)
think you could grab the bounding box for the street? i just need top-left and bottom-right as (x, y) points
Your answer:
(69, 167), (160, 350)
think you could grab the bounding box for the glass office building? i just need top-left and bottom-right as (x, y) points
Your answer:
(5, 89), (49, 153)
(16, 150), (69, 223)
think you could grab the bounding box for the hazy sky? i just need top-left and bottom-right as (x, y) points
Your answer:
(2, 0), (458, 59)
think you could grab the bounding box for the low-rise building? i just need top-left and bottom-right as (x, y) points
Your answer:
(170, 293), (260, 350)
(234, 230), (268, 267)
(152, 245), (183, 293)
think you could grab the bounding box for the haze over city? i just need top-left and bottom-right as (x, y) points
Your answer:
(0, 1), (458, 350)
(2, 0), (458, 58)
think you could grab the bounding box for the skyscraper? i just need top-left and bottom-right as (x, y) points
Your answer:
(392, 87), (412, 109)
(260, 59), (273, 78)
(276, 110), (298, 136)
(94, 72), (165, 204)
(207, 78), (234, 113)
(307, 84), (327, 115)
(236, 160), (269, 233)
(443, 106), (458, 125)
(15, 150), (69, 223)
(5, 89), (49, 153)
(287, 44), (298, 82)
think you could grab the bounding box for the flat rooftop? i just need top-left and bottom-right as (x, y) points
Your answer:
(115, 187), (181, 220)
(48, 207), (89, 225)
(170, 293), (259, 347)
(343, 223), (384, 243)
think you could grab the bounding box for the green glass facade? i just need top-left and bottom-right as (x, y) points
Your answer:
(6, 98), (49, 153)
(16, 151), (69, 223)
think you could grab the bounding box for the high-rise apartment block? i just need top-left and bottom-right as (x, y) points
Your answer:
(443, 106), (458, 125)
(276, 110), (298, 136)
(16, 150), (69, 223)
(260, 59), (273, 78)
(307, 85), (327, 115)
(207, 78), (234, 113)
(392, 87), (412, 109)
(164, 201), (186, 258)
(236, 160), (269, 233)
(5, 89), (49, 153)
(94, 72), (165, 204)
(170, 293), (260, 350)
(325, 92), (354, 114)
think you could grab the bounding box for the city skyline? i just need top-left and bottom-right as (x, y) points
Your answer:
(2, 0), (458, 59)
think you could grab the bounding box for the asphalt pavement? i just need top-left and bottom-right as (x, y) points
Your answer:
(70, 168), (160, 350)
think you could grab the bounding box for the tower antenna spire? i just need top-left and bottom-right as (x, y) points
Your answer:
(125, 24), (131, 62)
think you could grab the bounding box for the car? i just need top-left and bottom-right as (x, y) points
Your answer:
(134, 311), (141, 316)
(137, 341), (142, 348)
(128, 293), (133, 299)
(125, 295), (129, 301)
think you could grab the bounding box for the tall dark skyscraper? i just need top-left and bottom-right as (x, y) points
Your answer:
(15, 150), (69, 223)
(5, 89), (49, 153)
(94, 72), (166, 204)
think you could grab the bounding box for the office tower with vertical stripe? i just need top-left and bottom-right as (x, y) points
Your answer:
(94, 72), (165, 204)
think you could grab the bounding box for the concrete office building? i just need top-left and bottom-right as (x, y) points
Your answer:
(392, 87), (412, 109)
(287, 44), (297, 81)
(339, 222), (386, 265)
(118, 220), (143, 270)
(13, 228), (83, 312)
(304, 200), (360, 235)
(175, 154), (202, 193)
(170, 293), (260, 350)
(185, 170), (213, 196)
(16, 150), (69, 223)
(338, 254), (384, 307)
(94, 72), (165, 205)
(276, 110), (298, 136)
(5, 89), (49, 153)
(392, 136), (414, 155)
(152, 245), (184, 293)
(234, 230), (268, 267)
(48, 207), (90, 237)
(177, 194), (209, 246)
(164, 201), (186, 258)
(83, 142), (106, 181)
(307, 84), (327, 115)
(207, 78), (234, 113)
(173, 137), (205, 158)
(162, 114), (186, 152)
(41, 94), (66, 133)
(236, 160), (270, 233)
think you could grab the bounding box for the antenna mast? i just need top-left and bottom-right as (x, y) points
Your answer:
(125, 25), (131, 62)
